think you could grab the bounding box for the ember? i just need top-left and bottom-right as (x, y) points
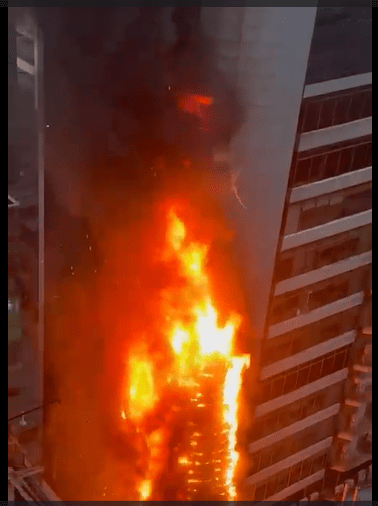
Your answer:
(123, 204), (249, 500)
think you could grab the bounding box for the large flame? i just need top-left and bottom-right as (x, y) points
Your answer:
(124, 204), (249, 500)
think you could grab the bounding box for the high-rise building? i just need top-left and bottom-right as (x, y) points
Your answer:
(201, 6), (371, 502)
(8, 7), (57, 501)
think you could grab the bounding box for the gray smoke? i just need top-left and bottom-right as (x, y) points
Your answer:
(37, 8), (246, 500)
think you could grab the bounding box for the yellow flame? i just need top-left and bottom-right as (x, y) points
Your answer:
(123, 207), (249, 500)
(223, 356), (250, 499)
(128, 351), (156, 421)
(166, 210), (249, 498)
(139, 479), (152, 501)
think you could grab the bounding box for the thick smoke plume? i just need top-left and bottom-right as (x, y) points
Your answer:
(37, 7), (247, 499)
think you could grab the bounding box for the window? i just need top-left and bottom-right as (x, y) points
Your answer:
(302, 101), (321, 132)
(348, 92), (365, 121)
(309, 360), (322, 383)
(271, 378), (285, 399)
(324, 150), (340, 178)
(312, 454), (327, 473)
(294, 136), (372, 186)
(266, 476), (278, 498)
(276, 469), (290, 493)
(289, 462), (303, 486)
(301, 457), (314, 479)
(318, 98), (336, 129)
(321, 355), (336, 376)
(354, 143), (370, 169)
(249, 453), (261, 474)
(363, 89), (372, 117)
(308, 280), (349, 310)
(276, 256), (294, 282)
(283, 371), (298, 394)
(315, 237), (360, 268)
(295, 158), (312, 185)
(254, 483), (267, 501)
(310, 153), (327, 180)
(338, 146), (354, 175)
(272, 293), (301, 324)
(343, 187), (372, 216)
(297, 367), (310, 388)
(260, 450), (273, 470)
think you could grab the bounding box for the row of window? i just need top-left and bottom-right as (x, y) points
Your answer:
(271, 265), (370, 325)
(257, 345), (350, 404)
(250, 381), (343, 443)
(261, 306), (359, 367)
(248, 417), (334, 476)
(250, 452), (329, 501)
(298, 183), (372, 232)
(293, 137), (372, 186)
(275, 223), (372, 282)
(299, 85), (372, 133)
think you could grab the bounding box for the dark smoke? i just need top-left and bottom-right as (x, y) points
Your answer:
(37, 7), (245, 499)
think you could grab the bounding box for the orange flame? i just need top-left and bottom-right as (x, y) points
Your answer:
(127, 348), (157, 421)
(124, 205), (249, 500)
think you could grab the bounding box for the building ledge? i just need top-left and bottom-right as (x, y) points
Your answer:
(290, 166), (372, 204)
(255, 368), (348, 418)
(298, 117), (372, 152)
(361, 327), (372, 336)
(245, 437), (332, 487)
(274, 251), (371, 297)
(282, 210), (372, 251)
(261, 331), (355, 379)
(331, 453), (372, 473)
(255, 469), (325, 505)
(353, 364), (372, 374)
(249, 403), (340, 454)
(338, 432), (353, 442)
(268, 292), (364, 338)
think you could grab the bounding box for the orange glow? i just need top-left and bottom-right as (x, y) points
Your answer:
(127, 348), (156, 421)
(177, 94), (213, 132)
(124, 204), (249, 500)
(178, 94), (213, 116)
(139, 480), (152, 501)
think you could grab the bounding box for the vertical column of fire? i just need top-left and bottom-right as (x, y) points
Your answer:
(123, 205), (249, 500)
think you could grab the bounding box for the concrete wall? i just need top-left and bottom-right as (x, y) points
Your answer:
(201, 7), (317, 345)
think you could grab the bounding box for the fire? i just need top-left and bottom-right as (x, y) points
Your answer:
(139, 480), (152, 501)
(127, 348), (156, 421)
(123, 204), (249, 500)
(177, 94), (213, 131)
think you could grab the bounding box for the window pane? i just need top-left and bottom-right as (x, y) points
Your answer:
(303, 101), (321, 132)
(254, 483), (267, 501)
(319, 98), (336, 129)
(324, 150), (340, 178)
(283, 372), (298, 394)
(334, 95), (351, 125)
(362, 89), (372, 117)
(310, 153), (327, 180)
(321, 355), (336, 376)
(338, 146), (354, 174)
(295, 158), (312, 185)
(297, 367), (310, 388)
(309, 361), (322, 383)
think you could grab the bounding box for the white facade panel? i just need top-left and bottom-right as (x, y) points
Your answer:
(201, 7), (317, 341)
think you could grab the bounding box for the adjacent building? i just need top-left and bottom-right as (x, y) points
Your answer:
(202, 6), (372, 502)
(8, 7), (57, 501)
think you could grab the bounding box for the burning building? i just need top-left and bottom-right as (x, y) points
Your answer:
(13, 6), (371, 502)
(116, 206), (250, 500)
